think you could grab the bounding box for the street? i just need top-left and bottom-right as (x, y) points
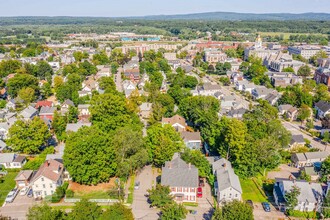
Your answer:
(0, 194), (37, 220)
(115, 67), (123, 92)
(282, 121), (329, 152)
(131, 165), (159, 220)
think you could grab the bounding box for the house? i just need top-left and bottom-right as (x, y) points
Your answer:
(78, 104), (90, 120)
(291, 151), (329, 167)
(0, 123), (10, 140)
(230, 72), (244, 84)
(124, 69), (140, 82)
(6, 99), (16, 110)
(35, 101), (53, 109)
(65, 122), (92, 132)
(273, 178), (323, 212)
(122, 80), (137, 98)
(0, 140), (7, 152)
(301, 166), (319, 181)
(30, 159), (66, 199)
(162, 115), (186, 132)
(251, 87), (274, 100)
(139, 103), (152, 119)
(82, 76), (99, 92)
(221, 95), (237, 109)
(39, 106), (56, 121)
(227, 108), (247, 120)
(180, 131), (202, 149)
(278, 104), (294, 115)
(19, 106), (38, 121)
(61, 99), (75, 115)
(196, 83), (222, 97)
(161, 153), (199, 203)
(242, 83), (256, 94)
(315, 101), (330, 119)
(212, 158), (242, 204)
(15, 170), (34, 189)
(0, 153), (26, 169)
(286, 107), (298, 121)
(288, 135), (305, 149)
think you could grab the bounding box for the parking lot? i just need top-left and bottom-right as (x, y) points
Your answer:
(0, 193), (36, 220)
(253, 202), (287, 220)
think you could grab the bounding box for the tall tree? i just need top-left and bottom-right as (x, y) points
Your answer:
(67, 199), (102, 220)
(285, 186), (301, 210)
(101, 203), (134, 220)
(212, 200), (253, 220)
(7, 74), (39, 97)
(161, 203), (188, 220)
(27, 203), (64, 220)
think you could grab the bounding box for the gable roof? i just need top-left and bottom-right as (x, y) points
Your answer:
(213, 158), (242, 194)
(36, 101), (53, 108)
(180, 131), (201, 142)
(161, 154), (199, 188)
(315, 100), (330, 113)
(66, 122), (91, 132)
(39, 106), (56, 115)
(290, 135), (305, 145)
(62, 99), (74, 107)
(15, 170), (33, 181)
(0, 153), (15, 163)
(30, 159), (64, 183)
(162, 115), (186, 127)
(20, 106), (37, 119)
(293, 151), (330, 161)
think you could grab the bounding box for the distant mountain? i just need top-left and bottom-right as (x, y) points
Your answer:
(131, 11), (330, 21)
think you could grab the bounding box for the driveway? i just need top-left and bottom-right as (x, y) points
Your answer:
(186, 182), (214, 220)
(282, 121), (329, 152)
(253, 202), (287, 220)
(115, 67), (123, 92)
(267, 164), (299, 180)
(132, 165), (159, 220)
(0, 194), (37, 220)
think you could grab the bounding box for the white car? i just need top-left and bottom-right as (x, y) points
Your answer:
(5, 188), (18, 203)
(20, 187), (30, 196)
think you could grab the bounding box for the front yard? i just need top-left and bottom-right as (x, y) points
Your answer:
(240, 178), (268, 203)
(0, 170), (19, 205)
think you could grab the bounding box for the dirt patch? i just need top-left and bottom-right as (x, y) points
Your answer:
(68, 178), (117, 193)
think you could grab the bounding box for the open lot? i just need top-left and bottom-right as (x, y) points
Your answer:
(0, 170), (19, 206)
(68, 179), (116, 199)
(240, 178), (267, 203)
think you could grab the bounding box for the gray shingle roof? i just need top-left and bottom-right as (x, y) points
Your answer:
(293, 151), (329, 161)
(180, 131), (201, 142)
(315, 101), (330, 113)
(161, 154), (199, 188)
(290, 135), (305, 145)
(20, 106), (37, 119)
(0, 153), (15, 163)
(66, 122), (91, 132)
(39, 106), (56, 115)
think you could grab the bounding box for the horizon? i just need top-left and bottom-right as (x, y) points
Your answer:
(0, 0), (329, 17)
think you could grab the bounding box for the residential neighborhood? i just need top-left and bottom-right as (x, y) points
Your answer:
(0, 4), (330, 220)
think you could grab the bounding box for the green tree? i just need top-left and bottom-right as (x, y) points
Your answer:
(219, 77), (230, 86)
(67, 106), (78, 123)
(18, 87), (35, 105)
(282, 67), (295, 73)
(101, 203), (134, 220)
(63, 126), (116, 185)
(297, 65), (311, 77)
(67, 199), (102, 220)
(8, 117), (51, 154)
(52, 111), (68, 141)
(0, 60), (22, 77)
(146, 124), (184, 167)
(225, 48), (238, 58)
(27, 203), (64, 220)
(161, 203), (188, 220)
(92, 52), (109, 65)
(41, 82), (52, 98)
(321, 156), (330, 182)
(98, 76), (117, 94)
(285, 186), (301, 210)
(147, 184), (173, 208)
(299, 170), (311, 182)
(34, 61), (54, 80)
(297, 104), (311, 123)
(212, 200), (253, 220)
(7, 74), (39, 97)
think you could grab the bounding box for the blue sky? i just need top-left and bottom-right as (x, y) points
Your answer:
(0, 0), (329, 17)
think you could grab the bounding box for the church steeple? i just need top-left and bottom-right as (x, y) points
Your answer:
(255, 34), (262, 49)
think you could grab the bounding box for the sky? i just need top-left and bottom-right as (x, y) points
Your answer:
(0, 0), (329, 17)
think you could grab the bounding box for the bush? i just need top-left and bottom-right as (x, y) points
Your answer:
(286, 209), (319, 218)
(66, 189), (74, 198)
(51, 186), (65, 203)
(62, 181), (69, 191)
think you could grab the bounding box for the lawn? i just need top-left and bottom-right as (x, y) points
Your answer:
(240, 178), (267, 203)
(0, 170), (19, 205)
(72, 190), (110, 200)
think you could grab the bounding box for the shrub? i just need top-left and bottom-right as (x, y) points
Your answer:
(66, 189), (74, 198)
(62, 181), (69, 191)
(286, 209), (319, 218)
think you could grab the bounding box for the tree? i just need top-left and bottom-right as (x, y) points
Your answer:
(52, 111), (67, 141)
(98, 76), (116, 93)
(297, 65), (311, 77)
(306, 119), (314, 131)
(27, 203), (64, 220)
(299, 170), (311, 182)
(18, 87), (35, 105)
(285, 186), (301, 210)
(53, 75), (64, 90)
(34, 61), (54, 80)
(297, 104), (311, 123)
(321, 156), (330, 182)
(0, 60), (22, 77)
(323, 131), (330, 145)
(146, 124), (184, 167)
(41, 82), (52, 98)
(161, 203), (188, 220)
(67, 199), (102, 220)
(101, 203), (134, 220)
(147, 184), (173, 208)
(67, 106), (78, 123)
(212, 200), (253, 220)
(92, 52), (109, 65)
(8, 117), (51, 154)
(282, 67), (295, 73)
(181, 149), (212, 181)
(7, 74), (39, 97)
(219, 77), (230, 86)
(315, 84), (330, 102)
(63, 126), (116, 185)
(225, 48), (238, 58)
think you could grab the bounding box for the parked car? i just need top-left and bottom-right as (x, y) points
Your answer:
(134, 181), (140, 190)
(27, 188), (33, 198)
(262, 202), (271, 212)
(5, 188), (18, 203)
(199, 178), (205, 187)
(246, 200), (254, 209)
(20, 186), (30, 196)
(197, 187), (203, 198)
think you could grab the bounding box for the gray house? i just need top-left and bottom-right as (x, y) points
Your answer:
(161, 153), (199, 203)
(180, 131), (202, 149)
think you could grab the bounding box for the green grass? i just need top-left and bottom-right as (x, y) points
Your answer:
(0, 170), (19, 205)
(183, 202), (198, 207)
(240, 178), (267, 203)
(52, 205), (110, 211)
(126, 175), (135, 204)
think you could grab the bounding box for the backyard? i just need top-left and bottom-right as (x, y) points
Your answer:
(0, 170), (19, 205)
(240, 177), (268, 203)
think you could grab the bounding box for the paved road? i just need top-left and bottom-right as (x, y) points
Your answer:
(282, 121), (329, 152)
(132, 166), (159, 220)
(115, 67), (123, 92)
(0, 194), (36, 220)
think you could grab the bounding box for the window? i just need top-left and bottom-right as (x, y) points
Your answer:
(178, 187), (182, 192)
(44, 191), (47, 196)
(229, 194), (232, 198)
(235, 194), (238, 197)
(43, 184), (46, 189)
(35, 185), (38, 188)
(50, 184), (53, 188)
(51, 190), (54, 194)
(190, 188), (195, 193)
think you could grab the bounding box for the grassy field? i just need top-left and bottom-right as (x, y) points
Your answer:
(259, 32), (327, 40)
(0, 170), (19, 205)
(73, 190), (110, 200)
(240, 178), (267, 203)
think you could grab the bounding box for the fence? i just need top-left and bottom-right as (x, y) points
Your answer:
(64, 197), (119, 203)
